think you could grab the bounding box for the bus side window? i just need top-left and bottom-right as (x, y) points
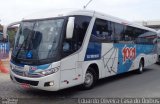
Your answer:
(62, 16), (91, 57)
(90, 19), (114, 43)
(114, 23), (124, 43)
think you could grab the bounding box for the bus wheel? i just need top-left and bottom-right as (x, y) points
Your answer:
(81, 68), (97, 90)
(137, 60), (144, 74)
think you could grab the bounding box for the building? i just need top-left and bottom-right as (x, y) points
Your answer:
(135, 20), (160, 30)
(0, 24), (18, 33)
(0, 24), (3, 32)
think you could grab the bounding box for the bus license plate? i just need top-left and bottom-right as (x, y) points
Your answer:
(20, 83), (30, 89)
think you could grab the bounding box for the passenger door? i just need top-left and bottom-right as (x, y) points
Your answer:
(60, 16), (92, 89)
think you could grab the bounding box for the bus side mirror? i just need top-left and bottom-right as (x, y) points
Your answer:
(66, 17), (75, 39)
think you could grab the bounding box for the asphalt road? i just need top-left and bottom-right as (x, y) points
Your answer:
(0, 64), (160, 104)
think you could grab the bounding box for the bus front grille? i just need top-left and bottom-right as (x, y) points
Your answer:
(14, 77), (39, 86)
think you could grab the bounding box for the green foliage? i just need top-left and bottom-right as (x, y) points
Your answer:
(7, 29), (17, 48)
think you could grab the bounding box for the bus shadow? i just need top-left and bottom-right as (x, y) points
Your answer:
(16, 68), (153, 98)
(95, 68), (153, 87)
(16, 83), (81, 99)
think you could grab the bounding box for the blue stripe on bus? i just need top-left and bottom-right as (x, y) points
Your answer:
(85, 42), (155, 74)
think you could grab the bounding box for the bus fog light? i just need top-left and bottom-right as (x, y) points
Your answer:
(49, 82), (54, 86)
(44, 81), (54, 87)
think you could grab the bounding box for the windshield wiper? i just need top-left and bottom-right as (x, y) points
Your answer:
(15, 35), (28, 59)
(15, 23), (36, 60)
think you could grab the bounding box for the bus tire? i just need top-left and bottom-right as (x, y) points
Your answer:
(81, 67), (97, 90)
(136, 60), (144, 74)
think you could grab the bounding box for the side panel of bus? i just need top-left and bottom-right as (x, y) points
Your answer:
(84, 17), (157, 79)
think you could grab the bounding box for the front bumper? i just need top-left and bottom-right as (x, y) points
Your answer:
(10, 71), (60, 91)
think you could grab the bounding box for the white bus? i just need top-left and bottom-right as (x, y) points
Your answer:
(9, 10), (157, 91)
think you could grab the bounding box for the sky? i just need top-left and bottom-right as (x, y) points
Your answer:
(0, 0), (160, 25)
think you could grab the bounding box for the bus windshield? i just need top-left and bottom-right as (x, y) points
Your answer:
(12, 18), (64, 63)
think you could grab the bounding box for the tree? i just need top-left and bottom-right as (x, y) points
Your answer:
(7, 27), (18, 48)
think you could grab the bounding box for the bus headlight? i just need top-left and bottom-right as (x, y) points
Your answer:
(40, 67), (59, 76)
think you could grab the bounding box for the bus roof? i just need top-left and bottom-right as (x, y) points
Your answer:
(23, 9), (156, 32)
(24, 9), (94, 20)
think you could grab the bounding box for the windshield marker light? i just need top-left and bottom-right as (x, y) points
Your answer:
(26, 51), (33, 59)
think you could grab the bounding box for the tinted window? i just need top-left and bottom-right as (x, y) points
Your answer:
(63, 16), (91, 56)
(123, 26), (156, 44)
(121, 26), (137, 43)
(135, 30), (157, 44)
(90, 18), (156, 45)
(91, 19), (114, 42)
(114, 23), (124, 42)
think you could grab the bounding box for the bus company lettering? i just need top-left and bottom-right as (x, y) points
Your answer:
(122, 45), (136, 64)
(87, 54), (100, 59)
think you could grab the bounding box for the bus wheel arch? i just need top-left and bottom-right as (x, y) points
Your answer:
(88, 64), (99, 79)
(81, 63), (99, 90)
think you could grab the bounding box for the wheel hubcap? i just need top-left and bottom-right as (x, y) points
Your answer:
(84, 72), (93, 87)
